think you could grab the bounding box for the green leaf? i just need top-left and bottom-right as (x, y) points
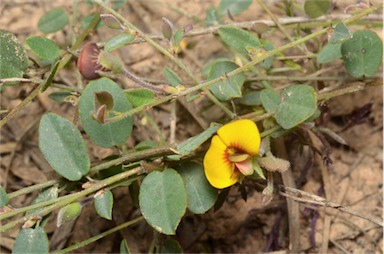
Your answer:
(26, 187), (59, 215)
(172, 28), (184, 48)
(176, 162), (218, 214)
(39, 113), (90, 181)
(95, 190), (114, 220)
(120, 239), (131, 254)
(239, 91), (261, 106)
(125, 89), (155, 107)
(205, 7), (223, 26)
(0, 31), (28, 84)
(38, 8), (68, 33)
(160, 239), (182, 254)
(139, 168), (187, 235)
(79, 78), (133, 147)
(163, 67), (182, 87)
(218, 26), (260, 54)
(0, 186), (9, 207)
(219, 0), (252, 16)
(12, 227), (49, 254)
(317, 43), (342, 64)
(341, 30), (383, 78)
(275, 85), (317, 129)
(260, 88), (280, 113)
(329, 23), (352, 44)
(57, 202), (82, 227)
(26, 36), (60, 62)
(304, 0), (331, 18)
(81, 13), (103, 30)
(48, 91), (72, 103)
(104, 33), (135, 52)
(167, 124), (221, 161)
(208, 60), (245, 101)
(41, 60), (60, 92)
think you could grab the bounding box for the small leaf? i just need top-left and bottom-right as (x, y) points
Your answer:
(218, 26), (260, 54)
(275, 85), (317, 129)
(176, 162), (218, 214)
(0, 186), (9, 207)
(208, 60), (245, 101)
(81, 13), (103, 30)
(48, 91), (72, 103)
(304, 0), (331, 18)
(329, 23), (352, 44)
(139, 168), (187, 235)
(219, 0), (253, 16)
(0, 31), (29, 84)
(260, 88), (280, 113)
(161, 17), (174, 40)
(163, 67), (182, 87)
(120, 239), (131, 254)
(57, 202), (82, 227)
(125, 89), (155, 107)
(79, 78), (133, 147)
(160, 239), (182, 254)
(12, 227), (49, 254)
(95, 190), (114, 220)
(167, 124), (221, 161)
(100, 14), (123, 30)
(341, 30), (383, 78)
(317, 43), (342, 64)
(95, 91), (114, 110)
(39, 113), (90, 181)
(172, 28), (184, 48)
(26, 36), (60, 62)
(239, 91), (261, 106)
(104, 33), (135, 52)
(205, 7), (223, 26)
(38, 8), (69, 33)
(26, 187), (59, 215)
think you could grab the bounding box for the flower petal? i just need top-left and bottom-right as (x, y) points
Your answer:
(203, 135), (239, 189)
(217, 119), (260, 156)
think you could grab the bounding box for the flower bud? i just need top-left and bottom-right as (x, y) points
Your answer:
(77, 43), (107, 80)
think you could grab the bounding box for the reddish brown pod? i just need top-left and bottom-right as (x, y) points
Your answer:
(77, 42), (107, 80)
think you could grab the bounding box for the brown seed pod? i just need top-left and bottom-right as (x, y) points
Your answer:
(77, 42), (107, 80)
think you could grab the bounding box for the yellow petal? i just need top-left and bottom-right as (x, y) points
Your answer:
(203, 135), (239, 189)
(217, 119), (261, 156)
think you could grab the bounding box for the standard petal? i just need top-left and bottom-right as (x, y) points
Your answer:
(217, 119), (260, 156)
(203, 135), (238, 189)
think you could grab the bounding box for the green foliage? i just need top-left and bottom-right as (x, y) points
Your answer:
(219, 0), (253, 16)
(38, 8), (69, 33)
(26, 187), (59, 216)
(205, 7), (223, 26)
(104, 33), (136, 52)
(304, 0), (331, 18)
(12, 227), (49, 254)
(160, 239), (183, 254)
(79, 78), (133, 147)
(39, 113), (90, 181)
(0, 186), (9, 207)
(57, 202), (82, 227)
(95, 190), (114, 220)
(0, 31), (28, 84)
(25, 36), (61, 63)
(218, 26), (260, 54)
(176, 162), (218, 214)
(139, 168), (187, 235)
(341, 30), (383, 78)
(163, 67), (182, 87)
(120, 239), (131, 254)
(125, 89), (155, 107)
(329, 23), (352, 44)
(317, 43), (342, 64)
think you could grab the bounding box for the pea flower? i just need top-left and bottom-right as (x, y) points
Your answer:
(203, 119), (261, 189)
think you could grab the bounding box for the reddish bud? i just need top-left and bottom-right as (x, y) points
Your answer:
(77, 43), (107, 80)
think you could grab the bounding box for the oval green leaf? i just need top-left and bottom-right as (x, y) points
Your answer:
(125, 89), (155, 107)
(0, 186), (9, 208)
(95, 190), (113, 220)
(205, 7), (223, 26)
(329, 23), (352, 44)
(139, 168), (187, 235)
(79, 77), (133, 147)
(104, 33), (135, 52)
(218, 26), (260, 54)
(219, 0), (252, 16)
(176, 162), (218, 214)
(26, 36), (60, 62)
(317, 43), (342, 64)
(0, 31), (28, 84)
(163, 67), (182, 87)
(160, 239), (182, 254)
(12, 227), (49, 254)
(208, 60), (245, 101)
(38, 8), (69, 33)
(275, 85), (317, 129)
(341, 30), (383, 78)
(26, 187), (59, 216)
(260, 88), (280, 113)
(304, 0), (331, 18)
(39, 113), (90, 181)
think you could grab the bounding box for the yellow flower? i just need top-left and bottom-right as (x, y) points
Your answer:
(203, 119), (261, 189)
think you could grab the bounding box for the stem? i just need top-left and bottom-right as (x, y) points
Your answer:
(53, 216), (144, 253)
(122, 68), (167, 94)
(7, 180), (57, 199)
